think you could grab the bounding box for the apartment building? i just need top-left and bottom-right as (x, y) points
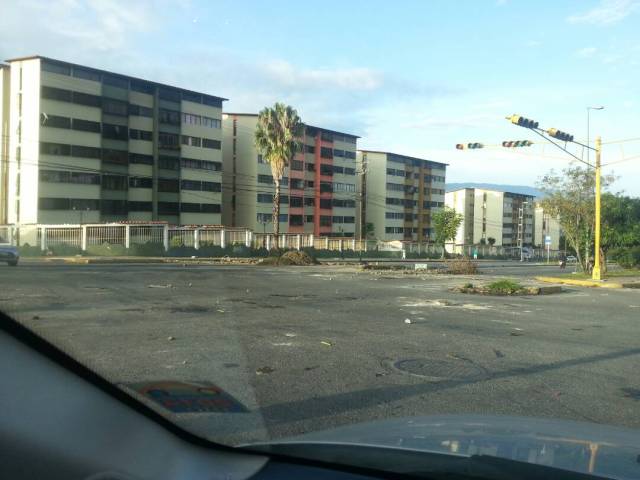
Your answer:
(534, 203), (561, 250)
(0, 64), (10, 224)
(222, 113), (359, 237)
(445, 187), (535, 247)
(0, 56), (226, 226)
(357, 151), (447, 242)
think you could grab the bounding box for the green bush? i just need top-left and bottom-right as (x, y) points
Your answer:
(611, 247), (640, 269)
(49, 244), (83, 256)
(18, 243), (43, 257)
(487, 279), (524, 295)
(86, 242), (128, 256)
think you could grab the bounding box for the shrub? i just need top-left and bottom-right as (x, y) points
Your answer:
(487, 279), (524, 295)
(611, 247), (640, 269)
(447, 258), (479, 274)
(18, 243), (43, 257)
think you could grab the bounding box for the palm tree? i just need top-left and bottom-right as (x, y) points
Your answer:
(255, 103), (304, 249)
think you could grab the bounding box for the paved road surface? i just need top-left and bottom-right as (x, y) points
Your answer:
(1, 263), (639, 445)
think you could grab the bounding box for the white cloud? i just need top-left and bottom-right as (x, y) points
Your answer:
(567, 0), (640, 25)
(262, 60), (383, 92)
(576, 46), (598, 58)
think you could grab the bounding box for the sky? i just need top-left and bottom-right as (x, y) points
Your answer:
(1, 0), (639, 194)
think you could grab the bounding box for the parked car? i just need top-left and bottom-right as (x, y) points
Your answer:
(0, 243), (19, 266)
(566, 255), (577, 263)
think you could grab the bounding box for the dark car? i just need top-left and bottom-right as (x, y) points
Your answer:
(0, 244), (19, 266)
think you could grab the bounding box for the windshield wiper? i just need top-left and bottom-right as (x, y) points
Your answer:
(242, 441), (611, 480)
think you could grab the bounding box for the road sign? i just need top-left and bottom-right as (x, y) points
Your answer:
(545, 235), (552, 245)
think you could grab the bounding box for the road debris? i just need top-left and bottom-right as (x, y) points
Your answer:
(256, 366), (275, 375)
(320, 341), (332, 346)
(509, 331), (524, 336)
(284, 332), (297, 337)
(217, 309), (225, 313)
(167, 336), (175, 341)
(32, 315), (40, 320)
(148, 284), (172, 289)
(493, 349), (505, 358)
(404, 318), (412, 324)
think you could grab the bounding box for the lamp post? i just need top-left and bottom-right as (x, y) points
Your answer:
(586, 106), (604, 165)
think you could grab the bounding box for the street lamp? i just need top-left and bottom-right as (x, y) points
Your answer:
(587, 106), (604, 165)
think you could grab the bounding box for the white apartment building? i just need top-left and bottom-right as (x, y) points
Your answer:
(445, 187), (535, 247)
(534, 203), (561, 250)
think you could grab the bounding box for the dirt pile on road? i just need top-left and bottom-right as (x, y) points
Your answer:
(259, 251), (320, 266)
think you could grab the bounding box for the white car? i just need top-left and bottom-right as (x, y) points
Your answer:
(566, 255), (577, 263)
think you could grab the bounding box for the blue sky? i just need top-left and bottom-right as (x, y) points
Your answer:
(2, 0), (639, 193)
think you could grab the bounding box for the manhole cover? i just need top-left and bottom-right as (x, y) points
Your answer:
(393, 358), (487, 381)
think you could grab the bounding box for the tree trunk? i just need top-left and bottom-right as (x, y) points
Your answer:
(273, 180), (280, 250)
(601, 248), (607, 274)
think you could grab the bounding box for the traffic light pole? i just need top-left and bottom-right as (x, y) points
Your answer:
(592, 136), (602, 281)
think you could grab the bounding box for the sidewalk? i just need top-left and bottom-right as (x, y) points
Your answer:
(536, 275), (640, 289)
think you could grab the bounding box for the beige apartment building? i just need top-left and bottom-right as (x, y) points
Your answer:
(0, 56), (225, 226)
(357, 151), (446, 242)
(445, 187), (535, 247)
(222, 113), (359, 237)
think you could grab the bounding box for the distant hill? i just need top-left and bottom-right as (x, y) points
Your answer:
(446, 182), (544, 198)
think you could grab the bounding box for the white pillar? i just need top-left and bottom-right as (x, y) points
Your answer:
(81, 225), (87, 251)
(125, 225), (130, 249)
(245, 229), (251, 247)
(296, 234), (301, 250)
(364, 240), (368, 252)
(325, 237), (329, 249)
(351, 238), (356, 250)
(220, 228), (226, 248)
(309, 234), (314, 249)
(194, 228), (200, 250)
(162, 225), (169, 251)
(41, 227), (47, 251)
(339, 239), (343, 252)
(266, 235), (271, 251)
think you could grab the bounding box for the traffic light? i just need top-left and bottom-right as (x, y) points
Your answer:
(502, 140), (533, 147)
(547, 128), (574, 142)
(455, 143), (484, 149)
(507, 114), (539, 129)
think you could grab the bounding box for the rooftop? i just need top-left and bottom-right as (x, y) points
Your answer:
(358, 150), (448, 167)
(5, 55), (228, 102)
(224, 112), (360, 139)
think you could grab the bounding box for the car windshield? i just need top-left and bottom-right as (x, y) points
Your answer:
(2, 1), (640, 478)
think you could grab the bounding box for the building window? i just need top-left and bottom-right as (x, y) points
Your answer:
(202, 181), (221, 192)
(321, 132), (333, 142)
(306, 180), (314, 188)
(289, 215), (303, 226)
(129, 177), (152, 188)
(201, 203), (221, 213)
(102, 123), (128, 141)
(291, 160), (303, 171)
(257, 154), (266, 164)
(159, 155), (180, 170)
(42, 61), (71, 76)
(159, 132), (180, 150)
(102, 175), (128, 191)
(333, 165), (344, 174)
(258, 174), (273, 184)
(305, 145), (315, 154)
(320, 182), (332, 193)
(182, 91), (202, 103)
(41, 86), (72, 102)
(202, 96), (223, 108)
(158, 178), (179, 192)
(333, 199), (355, 208)
(304, 197), (315, 207)
(40, 142), (71, 156)
(73, 91), (102, 108)
(333, 149), (344, 157)
(129, 201), (152, 211)
(131, 81), (155, 95)
(320, 198), (332, 209)
(320, 147), (333, 159)
(257, 213), (271, 223)
(320, 215), (332, 226)
(290, 196), (303, 207)
(158, 88), (181, 102)
(306, 215), (314, 222)
(129, 153), (154, 165)
(181, 180), (201, 191)
(130, 128), (152, 141)
(39, 170), (100, 185)
(306, 163), (315, 172)
(180, 202), (201, 213)
(290, 179), (304, 189)
(344, 151), (356, 159)
(181, 135), (202, 147)
(129, 104), (153, 117)
(103, 74), (129, 89)
(158, 202), (179, 215)
(181, 158), (221, 171)
(344, 167), (356, 175)
(102, 98), (128, 116)
(320, 164), (333, 176)
(72, 145), (101, 159)
(72, 119), (101, 133)
(40, 113), (70, 129)
(257, 193), (272, 203)
(202, 138), (221, 149)
(159, 108), (181, 125)
(73, 67), (101, 82)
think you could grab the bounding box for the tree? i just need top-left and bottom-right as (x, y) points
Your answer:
(432, 207), (463, 258)
(487, 237), (496, 246)
(537, 166), (615, 273)
(601, 193), (640, 271)
(364, 222), (375, 239)
(255, 103), (304, 249)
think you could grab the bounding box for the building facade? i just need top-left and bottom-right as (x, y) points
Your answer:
(534, 203), (561, 250)
(445, 188), (535, 247)
(0, 64), (10, 224)
(357, 151), (446, 242)
(222, 113), (359, 237)
(0, 56), (225, 226)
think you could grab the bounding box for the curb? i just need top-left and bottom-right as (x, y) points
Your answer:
(535, 276), (623, 289)
(25, 257), (257, 265)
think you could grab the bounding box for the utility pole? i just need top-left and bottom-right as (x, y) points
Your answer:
(592, 136), (602, 280)
(518, 205), (524, 262)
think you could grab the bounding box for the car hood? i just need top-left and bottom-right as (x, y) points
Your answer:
(245, 415), (640, 479)
(0, 244), (18, 252)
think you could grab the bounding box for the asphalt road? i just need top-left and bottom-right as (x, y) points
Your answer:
(1, 262), (639, 446)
